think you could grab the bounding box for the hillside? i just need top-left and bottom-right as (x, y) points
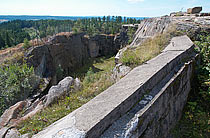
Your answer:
(0, 8), (209, 138)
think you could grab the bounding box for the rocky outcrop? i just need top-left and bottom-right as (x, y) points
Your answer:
(32, 35), (197, 138)
(187, 7), (202, 14)
(26, 32), (128, 84)
(130, 15), (210, 47)
(130, 17), (171, 46)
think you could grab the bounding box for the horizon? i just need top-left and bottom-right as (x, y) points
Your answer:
(0, 15), (147, 18)
(0, 0), (210, 17)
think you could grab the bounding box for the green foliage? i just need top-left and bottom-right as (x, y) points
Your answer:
(0, 17), (142, 49)
(127, 27), (136, 44)
(172, 33), (210, 138)
(0, 62), (35, 115)
(195, 35), (210, 75)
(83, 67), (95, 84)
(56, 64), (64, 82)
(121, 50), (140, 66)
(23, 38), (31, 49)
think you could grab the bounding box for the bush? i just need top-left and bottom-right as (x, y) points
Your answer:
(23, 38), (31, 49)
(0, 62), (35, 115)
(172, 33), (210, 138)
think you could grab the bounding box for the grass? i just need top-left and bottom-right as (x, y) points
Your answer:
(120, 25), (183, 68)
(17, 56), (116, 135)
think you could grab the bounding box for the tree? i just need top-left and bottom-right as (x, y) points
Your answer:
(0, 35), (5, 49)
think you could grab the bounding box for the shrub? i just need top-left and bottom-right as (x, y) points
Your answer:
(23, 38), (31, 49)
(0, 62), (35, 115)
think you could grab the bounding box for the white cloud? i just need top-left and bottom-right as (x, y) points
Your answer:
(128, 0), (144, 3)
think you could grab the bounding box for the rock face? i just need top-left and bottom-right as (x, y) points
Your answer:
(26, 32), (128, 84)
(130, 15), (210, 47)
(187, 7), (202, 14)
(130, 17), (171, 46)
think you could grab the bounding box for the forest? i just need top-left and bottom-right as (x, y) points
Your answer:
(0, 16), (141, 49)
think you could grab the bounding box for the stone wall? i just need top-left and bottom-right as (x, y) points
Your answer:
(33, 35), (197, 138)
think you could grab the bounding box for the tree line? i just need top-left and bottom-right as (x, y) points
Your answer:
(0, 16), (142, 49)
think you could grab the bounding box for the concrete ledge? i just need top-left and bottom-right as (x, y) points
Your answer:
(33, 35), (196, 138)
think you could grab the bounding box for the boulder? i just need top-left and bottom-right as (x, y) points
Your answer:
(0, 101), (27, 128)
(14, 99), (44, 127)
(0, 127), (9, 138)
(112, 64), (131, 81)
(74, 78), (82, 91)
(0, 127), (21, 138)
(187, 7), (202, 14)
(44, 77), (75, 107)
(4, 128), (21, 138)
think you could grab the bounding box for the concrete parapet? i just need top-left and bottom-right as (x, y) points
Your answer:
(33, 35), (197, 138)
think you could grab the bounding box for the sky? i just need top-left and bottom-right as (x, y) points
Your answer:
(0, 0), (210, 17)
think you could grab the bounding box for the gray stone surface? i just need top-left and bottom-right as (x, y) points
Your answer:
(5, 128), (21, 138)
(130, 17), (171, 46)
(0, 127), (21, 138)
(130, 15), (210, 48)
(44, 77), (74, 107)
(112, 64), (131, 81)
(33, 35), (196, 138)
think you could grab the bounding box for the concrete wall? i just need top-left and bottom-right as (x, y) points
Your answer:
(33, 35), (197, 138)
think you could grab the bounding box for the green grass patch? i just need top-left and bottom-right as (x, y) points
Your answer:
(120, 26), (182, 68)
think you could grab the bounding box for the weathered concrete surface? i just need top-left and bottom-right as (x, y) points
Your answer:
(101, 37), (197, 138)
(33, 35), (196, 138)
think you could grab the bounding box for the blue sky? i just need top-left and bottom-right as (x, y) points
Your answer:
(0, 0), (210, 17)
